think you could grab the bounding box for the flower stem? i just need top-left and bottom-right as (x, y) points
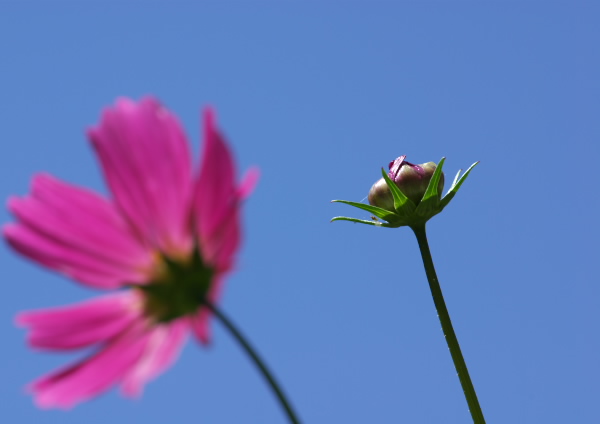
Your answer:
(202, 300), (302, 424)
(410, 224), (486, 424)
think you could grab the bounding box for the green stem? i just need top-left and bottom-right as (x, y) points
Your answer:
(410, 224), (486, 424)
(202, 300), (302, 424)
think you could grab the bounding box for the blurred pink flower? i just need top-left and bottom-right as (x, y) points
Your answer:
(4, 98), (259, 409)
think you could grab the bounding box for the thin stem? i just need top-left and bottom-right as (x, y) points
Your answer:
(202, 300), (302, 424)
(410, 224), (486, 424)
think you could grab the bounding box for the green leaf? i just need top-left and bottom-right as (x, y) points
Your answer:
(380, 167), (416, 215)
(439, 161), (479, 210)
(330, 216), (396, 227)
(331, 199), (397, 221)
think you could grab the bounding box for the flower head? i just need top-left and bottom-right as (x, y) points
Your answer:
(332, 155), (477, 228)
(4, 97), (259, 408)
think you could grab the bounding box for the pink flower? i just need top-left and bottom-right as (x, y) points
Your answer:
(4, 97), (259, 409)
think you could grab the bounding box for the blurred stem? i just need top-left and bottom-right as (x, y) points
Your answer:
(202, 300), (302, 424)
(410, 224), (486, 424)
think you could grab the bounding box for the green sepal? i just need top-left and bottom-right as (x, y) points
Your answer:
(439, 161), (479, 210)
(332, 158), (478, 229)
(138, 247), (214, 323)
(331, 199), (398, 222)
(415, 157), (445, 217)
(420, 157), (445, 203)
(380, 167), (416, 216)
(331, 216), (397, 227)
(451, 168), (462, 188)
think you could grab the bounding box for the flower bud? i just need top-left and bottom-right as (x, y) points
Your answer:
(333, 156), (477, 228)
(368, 155), (444, 209)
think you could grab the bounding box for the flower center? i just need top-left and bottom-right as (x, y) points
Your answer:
(138, 248), (214, 323)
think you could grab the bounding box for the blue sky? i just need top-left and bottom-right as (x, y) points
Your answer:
(1, 1), (598, 423)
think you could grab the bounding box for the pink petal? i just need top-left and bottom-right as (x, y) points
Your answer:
(189, 275), (226, 345)
(88, 97), (194, 257)
(190, 308), (212, 345)
(238, 167), (260, 200)
(29, 320), (152, 409)
(195, 108), (258, 270)
(121, 319), (188, 397)
(190, 307), (211, 345)
(16, 292), (140, 351)
(4, 174), (154, 289)
(198, 168), (260, 272)
(210, 205), (241, 273)
(195, 108), (236, 253)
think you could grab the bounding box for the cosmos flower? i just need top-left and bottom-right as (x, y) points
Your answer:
(4, 97), (259, 409)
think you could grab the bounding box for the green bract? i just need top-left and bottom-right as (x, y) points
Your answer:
(331, 157), (478, 228)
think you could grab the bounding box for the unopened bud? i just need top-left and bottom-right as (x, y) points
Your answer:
(368, 156), (444, 210)
(332, 156), (478, 228)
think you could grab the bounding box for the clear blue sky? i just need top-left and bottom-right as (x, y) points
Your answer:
(1, 1), (598, 423)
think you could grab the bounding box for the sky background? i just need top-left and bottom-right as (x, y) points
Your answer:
(1, 1), (599, 423)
